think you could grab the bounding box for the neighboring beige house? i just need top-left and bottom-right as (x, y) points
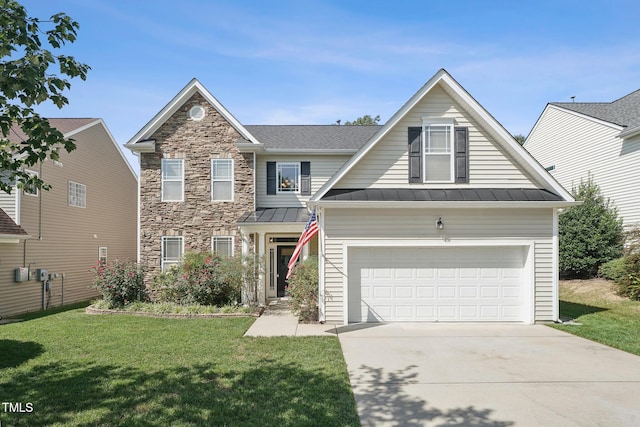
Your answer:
(0, 119), (138, 318)
(127, 69), (575, 325)
(525, 89), (640, 227)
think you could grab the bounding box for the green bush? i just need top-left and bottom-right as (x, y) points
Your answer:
(286, 256), (319, 322)
(559, 177), (624, 278)
(91, 259), (147, 308)
(151, 252), (260, 307)
(613, 227), (640, 300)
(598, 258), (627, 281)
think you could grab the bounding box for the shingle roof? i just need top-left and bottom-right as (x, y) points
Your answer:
(0, 208), (28, 237)
(6, 118), (97, 143)
(243, 125), (381, 150)
(322, 188), (564, 202)
(552, 89), (640, 128)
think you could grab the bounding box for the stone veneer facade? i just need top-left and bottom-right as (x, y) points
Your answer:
(139, 92), (254, 280)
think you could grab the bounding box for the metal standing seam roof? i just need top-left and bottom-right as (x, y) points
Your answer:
(552, 89), (640, 129)
(321, 188), (564, 202)
(238, 207), (310, 223)
(241, 125), (382, 150)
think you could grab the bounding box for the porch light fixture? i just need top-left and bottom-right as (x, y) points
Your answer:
(435, 217), (444, 230)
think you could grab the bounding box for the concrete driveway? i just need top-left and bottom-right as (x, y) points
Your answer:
(337, 323), (640, 426)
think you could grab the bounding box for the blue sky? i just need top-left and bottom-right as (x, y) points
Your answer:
(21, 0), (640, 173)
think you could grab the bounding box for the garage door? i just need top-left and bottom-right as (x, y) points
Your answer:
(348, 246), (527, 323)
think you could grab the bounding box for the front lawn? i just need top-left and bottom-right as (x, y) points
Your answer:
(550, 279), (640, 356)
(0, 304), (359, 426)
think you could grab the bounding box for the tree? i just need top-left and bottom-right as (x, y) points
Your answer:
(343, 114), (380, 126)
(0, 0), (90, 194)
(513, 134), (526, 145)
(559, 177), (624, 278)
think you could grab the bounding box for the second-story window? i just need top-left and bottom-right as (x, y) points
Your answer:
(277, 162), (300, 193)
(211, 159), (233, 201)
(162, 159), (184, 202)
(68, 181), (86, 208)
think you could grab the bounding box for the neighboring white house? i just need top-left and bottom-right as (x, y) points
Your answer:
(127, 69), (576, 325)
(525, 89), (640, 227)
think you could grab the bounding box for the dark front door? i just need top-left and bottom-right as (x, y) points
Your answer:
(277, 246), (295, 297)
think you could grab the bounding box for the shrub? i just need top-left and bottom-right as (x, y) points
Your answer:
(286, 256), (319, 322)
(559, 177), (624, 278)
(151, 252), (260, 307)
(613, 227), (640, 300)
(91, 259), (146, 308)
(598, 258), (627, 281)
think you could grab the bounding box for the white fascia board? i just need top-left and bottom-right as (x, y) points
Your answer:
(619, 125), (640, 139)
(312, 200), (580, 209)
(0, 234), (29, 242)
(311, 69), (448, 202)
(124, 140), (156, 153)
(236, 142), (265, 154)
(125, 78), (259, 146)
(438, 78), (575, 203)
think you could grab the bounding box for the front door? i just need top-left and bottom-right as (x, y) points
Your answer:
(277, 246), (295, 297)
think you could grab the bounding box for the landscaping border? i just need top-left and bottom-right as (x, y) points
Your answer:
(86, 305), (264, 319)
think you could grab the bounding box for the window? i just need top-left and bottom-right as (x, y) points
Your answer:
(23, 170), (38, 197)
(98, 247), (108, 265)
(423, 124), (453, 182)
(211, 159), (233, 201)
(212, 236), (233, 257)
(162, 159), (184, 201)
(68, 181), (86, 208)
(277, 162), (300, 192)
(162, 236), (183, 272)
(545, 165), (556, 172)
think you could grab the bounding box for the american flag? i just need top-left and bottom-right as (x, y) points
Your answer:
(286, 208), (318, 279)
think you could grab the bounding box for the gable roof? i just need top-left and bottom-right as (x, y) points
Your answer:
(125, 78), (257, 148)
(242, 125), (381, 151)
(0, 208), (28, 239)
(8, 118), (137, 179)
(311, 69), (574, 203)
(551, 89), (640, 129)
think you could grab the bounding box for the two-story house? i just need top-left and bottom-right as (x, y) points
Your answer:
(0, 118), (138, 318)
(126, 69), (575, 325)
(525, 89), (640, 227)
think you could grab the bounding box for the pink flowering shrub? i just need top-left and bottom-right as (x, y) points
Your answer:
(153, 252), (244, 306)
(90, 259), (147, 308)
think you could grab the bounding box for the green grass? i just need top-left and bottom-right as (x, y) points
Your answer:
(550, 280), (640, 356)
(0, 304), (359, 426)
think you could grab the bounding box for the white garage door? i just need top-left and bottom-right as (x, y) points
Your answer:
(348, 246), (527, 323)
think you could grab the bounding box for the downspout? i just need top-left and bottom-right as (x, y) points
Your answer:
(38, 161), (43, 239)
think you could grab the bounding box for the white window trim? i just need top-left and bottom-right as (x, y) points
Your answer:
(23, 169), (39, 197)
(68, 181), (86, 208)
(98, 247), (108, 265)
(276, 162), (301, 193)
(211, 159), (234, 202)
(422, 119), (454, 183)
(161, 159), (184, 202)
(212, 236), (234, 257)
(161, 236), (184, 272)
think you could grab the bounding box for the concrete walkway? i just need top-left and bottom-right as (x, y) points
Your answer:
(243, 299), (337, 337)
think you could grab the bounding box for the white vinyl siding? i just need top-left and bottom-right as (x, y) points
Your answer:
(0, 190), (18, 223)
(336, 84), (539, 189)
(68, 181), (86, 208)
(211, 159), (233, 201)
(161, 159), (184, 202)
(526, 106), (640, 227)
(162, 236), (183, 272)
(321, 207), (554, 324)
(256, 155), (351, 208)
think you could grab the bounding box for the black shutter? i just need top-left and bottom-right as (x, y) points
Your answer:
(267, 161), (276, 195)
(300, 161), (311, 196)
(454, 127), (469, 183)
(408, 127), (422, 183)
